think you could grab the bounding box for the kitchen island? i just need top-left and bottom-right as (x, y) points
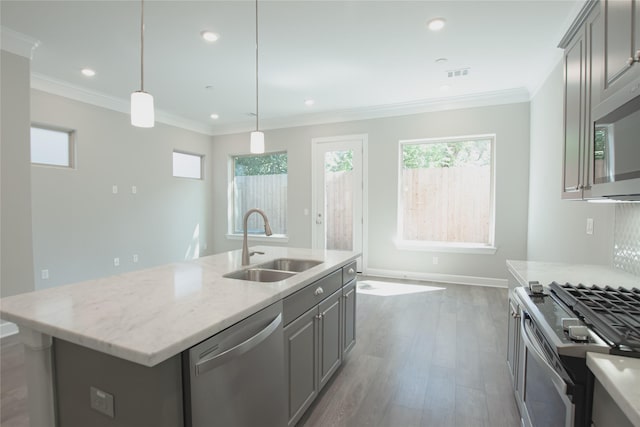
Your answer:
(0, 246), (359, 426)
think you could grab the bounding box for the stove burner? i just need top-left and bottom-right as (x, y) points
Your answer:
(549, 282), (640, 357)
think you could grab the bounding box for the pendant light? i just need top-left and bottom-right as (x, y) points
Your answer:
(250, 0), (265, 153)
(131, 0), (155, 128)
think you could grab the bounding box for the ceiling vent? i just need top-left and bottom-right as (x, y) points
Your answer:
(447, 68), (470, 78)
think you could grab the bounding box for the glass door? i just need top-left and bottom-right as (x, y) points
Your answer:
(312, 137), (364, 270)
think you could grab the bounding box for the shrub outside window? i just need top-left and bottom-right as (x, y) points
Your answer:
(231, 152), (287, 235)
(398, 135), (495, 248)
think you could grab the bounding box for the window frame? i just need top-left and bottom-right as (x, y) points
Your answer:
(30, 124), (75, 169)
(396, 134), (497, 254)
(226, 151), (289, 241)
(172, 150), (204, 180)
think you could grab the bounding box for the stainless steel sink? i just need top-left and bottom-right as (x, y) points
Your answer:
(256, 258), (322, 273)
(224, 268), (295, 282)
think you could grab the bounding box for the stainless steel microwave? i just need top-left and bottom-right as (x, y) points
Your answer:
(590, 83), (640, 201)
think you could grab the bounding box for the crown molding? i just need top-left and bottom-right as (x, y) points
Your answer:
(31, 71), (530, 137)
(31, 73), (214, 136)
(1, 27), (40, 59)
(210, 87), (531, 136)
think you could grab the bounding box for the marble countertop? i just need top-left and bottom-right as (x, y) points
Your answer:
(506, 260), (639, 290)
(587, 352), (640, 427)
(0, 246), (359, 367)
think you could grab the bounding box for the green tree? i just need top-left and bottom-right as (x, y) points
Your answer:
(402, 139), (490, 169)
(235, 153), (287, 176)
(325, 150), (353, 172)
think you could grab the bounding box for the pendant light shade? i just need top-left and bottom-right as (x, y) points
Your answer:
(250, 131), (265, 154)
(131, 0), (154, 128)
(131, 91), (155, 127)
(251, 0), (265, 153)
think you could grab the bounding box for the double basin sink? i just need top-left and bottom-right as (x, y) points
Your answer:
(224, 258), (323, 282)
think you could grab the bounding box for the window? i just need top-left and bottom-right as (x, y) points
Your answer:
(231, 152), (287, 236)
(173, 151), (203, 179)
(398, 135), (495, 249)
(30, 125), (74, 167)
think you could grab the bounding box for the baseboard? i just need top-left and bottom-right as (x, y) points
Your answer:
(0, 321), (19, 339)
(364, 268), (508, 288)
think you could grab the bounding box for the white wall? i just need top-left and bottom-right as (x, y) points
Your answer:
(1, 50), (35, 298)
(212, 102), (531, 284)
(29, 90), (215, 289)
(528, 61), (615, 263)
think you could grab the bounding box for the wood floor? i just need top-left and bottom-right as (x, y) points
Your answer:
(0, 277), (520, 427)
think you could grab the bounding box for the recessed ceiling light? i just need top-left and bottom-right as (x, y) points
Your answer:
(435, 58), (448, 64)
(427, 18), (446, 31)
(304, 99), (315, 106)
(81, 68), (96, 77)
(210, 113), (219, 119)
(440, 85), (450, 91)
(201, 31), (220, 43)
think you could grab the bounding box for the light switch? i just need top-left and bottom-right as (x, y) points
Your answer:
(114, 258), (120, 267)
(112, 185), (118, 194)
(131, 185), (137, 194)
(586, 218), (594, 235)
(41, 269), (49, 280)
(132, 254), (138, 263)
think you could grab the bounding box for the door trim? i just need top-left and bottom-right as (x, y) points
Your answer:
(311, 134), (368, 273)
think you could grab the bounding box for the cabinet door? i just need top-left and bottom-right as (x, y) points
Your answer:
(601, 0), (640, 99)
(283, 306), (318, 426)
(342, 279), (357, 356)
(563, 29), (586, 199)
(318, 289), (342, 390)
(506, 296), (520, 390)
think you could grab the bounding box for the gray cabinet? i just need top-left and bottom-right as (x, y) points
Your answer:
(283, 306), (319, 425)
(318, 290), (343, 389)
(600, 0), (640, 101)
(282, 264), (356, 427)
(560, 2), (602, 199)
(342, 279), (356, 356)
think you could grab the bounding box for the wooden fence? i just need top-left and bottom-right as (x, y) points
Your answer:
(234, 174), (287, 234)
(401, 166), (490, 243)
(325, 171), (353, 250)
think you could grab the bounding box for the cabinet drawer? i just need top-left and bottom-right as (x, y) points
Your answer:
(283, 269), (342, 326)
(342, 261), (357, 285)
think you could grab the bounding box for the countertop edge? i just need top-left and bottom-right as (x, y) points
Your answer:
(1, 249), (360, 367)
(587, 352), (640, 427)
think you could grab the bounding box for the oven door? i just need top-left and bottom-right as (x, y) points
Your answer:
(520, 313), (575, 427)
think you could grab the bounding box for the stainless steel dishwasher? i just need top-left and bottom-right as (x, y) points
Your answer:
(183, 301), (286, 427)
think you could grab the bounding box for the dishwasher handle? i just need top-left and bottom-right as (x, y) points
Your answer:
(195, 313), (282, 376)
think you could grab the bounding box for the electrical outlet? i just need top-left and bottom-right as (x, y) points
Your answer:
(432, 256), (439, 265)
(131, 185), (137, 194)
(586, 218), (594, 235)
(114, 257), (120, 267)
(41, 269), (49, 280)
(90, 386), (115, 418)
(112, 185), (118, 194)
(132, 254), (138, 263)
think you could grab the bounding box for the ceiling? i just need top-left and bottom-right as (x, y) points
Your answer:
(1, 0), (583, 136)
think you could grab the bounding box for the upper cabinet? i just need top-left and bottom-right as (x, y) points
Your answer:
(600, 0), (640, 101)
(559, 1), (602, 199)
(559, 0), (640, 200)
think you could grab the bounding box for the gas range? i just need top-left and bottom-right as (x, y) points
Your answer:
(515, 282), (640, 359)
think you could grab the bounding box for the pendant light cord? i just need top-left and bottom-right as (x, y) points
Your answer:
(255, 0), (259, 132)
(140, 0), (145, 92)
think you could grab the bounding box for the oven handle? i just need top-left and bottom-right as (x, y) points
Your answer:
(520, 313), (568, 396)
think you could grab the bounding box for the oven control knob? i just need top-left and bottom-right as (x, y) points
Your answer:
(561, 318), (580, 331)
(568, 325), (590, 342)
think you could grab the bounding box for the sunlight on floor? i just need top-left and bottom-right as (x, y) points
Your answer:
(357, 280), (446, 297)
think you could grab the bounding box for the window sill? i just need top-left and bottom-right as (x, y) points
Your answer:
(395, 240), (497, 254)
(225, 234), (289, 243)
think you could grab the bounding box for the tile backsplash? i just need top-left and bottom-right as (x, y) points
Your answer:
(613, 204), (640, 277)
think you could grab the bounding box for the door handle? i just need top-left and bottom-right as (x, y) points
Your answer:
(195, 313), (282, 376)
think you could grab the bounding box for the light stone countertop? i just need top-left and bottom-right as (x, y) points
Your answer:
(587, 352), (640, 427)
(0, 246), (359, 367)
(506, 260), (640, 290)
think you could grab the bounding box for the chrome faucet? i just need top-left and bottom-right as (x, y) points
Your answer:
(242, 208), (273, 265)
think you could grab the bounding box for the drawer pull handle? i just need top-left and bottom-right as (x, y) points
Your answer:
(348, 268), (355, 274)
(314, 287), (324, 296)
